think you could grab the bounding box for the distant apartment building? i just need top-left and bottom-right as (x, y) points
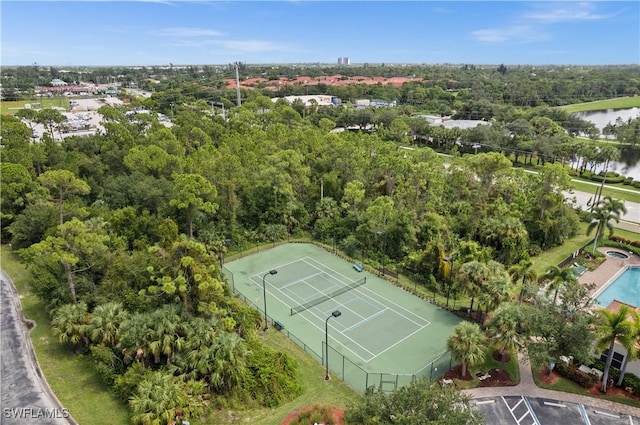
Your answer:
(51, 79), (68, 86)
(271, 94), (340, 107)
(337, 57), (351, 66)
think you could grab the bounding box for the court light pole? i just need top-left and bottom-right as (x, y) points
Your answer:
(325, 310), (342, 380)
(262, 270), (278, 331)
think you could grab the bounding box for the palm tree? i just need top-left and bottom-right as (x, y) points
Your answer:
(540, 265), (576, 305)
(479, 275), (515, 323)
(148, 305), (184, 365)
(88, 302), (129, 348)
(587, 196), (627, 255)
(446, 321), (486, 378)
(51, 302), (90, 348)
(456, 261), (488, 318)
(508, 259), (537, 303)
(129, 371), (189, 425)
(596, 305), (634, 393)
(210, 332), (249, 393)
(119, 312), (154, 367)
(616, 312), (640, 387)
(486, 303), (522, 371)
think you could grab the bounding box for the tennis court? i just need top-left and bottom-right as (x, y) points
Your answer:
(224, 243), (461, 390)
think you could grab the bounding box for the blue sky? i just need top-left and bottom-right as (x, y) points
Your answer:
(2, 1), (638, 66)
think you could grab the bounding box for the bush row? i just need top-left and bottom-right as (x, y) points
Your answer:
(590, 359), (640, 397)
(553, 361), (595, 388)
(607, 236), (640, 251)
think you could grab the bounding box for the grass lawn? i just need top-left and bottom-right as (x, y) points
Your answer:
(611, 228), (640, 242)
(0, 245), (130, 425)
(570, 180), (640, 204)
(205, 329), (361, 425)
(0, 98), (69, 115)
(559, 97), (640, 113)
(530, 223), (592, 275)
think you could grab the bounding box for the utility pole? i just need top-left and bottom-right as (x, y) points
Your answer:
(235, 62), (241, 107)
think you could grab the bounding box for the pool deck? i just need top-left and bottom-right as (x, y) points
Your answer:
(579, 248), (640, 299)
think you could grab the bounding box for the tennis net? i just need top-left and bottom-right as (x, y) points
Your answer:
(290, 277), (366, 315)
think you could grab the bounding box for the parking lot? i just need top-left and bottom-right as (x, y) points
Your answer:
(473, 396), (638, 425)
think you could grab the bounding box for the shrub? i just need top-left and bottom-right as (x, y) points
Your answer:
(589, 174), (626, 184)
(89, 344), (125, 388)
(623, 177), (634, 185)
(622, 374), (640, 397)
(113, 362), (152, 402)
(590, 358), (640, 396)
(286, 405), (338, 425)
(554, 360), (595, 388)
(603, 239), (640, 255)
(242, 338), (303, 408)
(633, 181), (640, 189)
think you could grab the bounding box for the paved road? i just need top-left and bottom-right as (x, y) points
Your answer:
(568, 189), (640, 232)
(1, 271), (75, 425)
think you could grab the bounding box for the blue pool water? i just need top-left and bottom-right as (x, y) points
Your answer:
(596, 267), (640, 308)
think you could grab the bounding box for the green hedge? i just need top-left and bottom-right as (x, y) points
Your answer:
(590, 174), (626, 184)
(590, 359), (640, 396)
(554, 361), (595, 388)
(606, 236), (640, 251)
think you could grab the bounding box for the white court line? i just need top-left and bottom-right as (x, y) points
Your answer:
(292, 278), (342, 303)
(261, 258), (430, 363)
(279, 271), (327, 291)
(356, 311), (430, 361)
(318, 291), (368, 321)
(302, 256), (430, 327)
(343, 308), (388, 332)
(292, 301), (377, 359)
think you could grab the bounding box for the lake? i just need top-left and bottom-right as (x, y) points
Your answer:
(575, 107), (640, 132)
(570, 108), (640, 177)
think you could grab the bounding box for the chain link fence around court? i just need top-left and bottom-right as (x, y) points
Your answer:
(222, 266), (452, 393)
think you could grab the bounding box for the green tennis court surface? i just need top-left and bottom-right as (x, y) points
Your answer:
(224, 243), (461, 391)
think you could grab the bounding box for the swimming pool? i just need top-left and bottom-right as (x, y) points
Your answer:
(595, 267), (640, 308)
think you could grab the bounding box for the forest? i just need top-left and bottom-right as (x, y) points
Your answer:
(1, 64), (639, 424)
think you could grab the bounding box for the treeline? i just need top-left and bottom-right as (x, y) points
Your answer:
(0, 89), (624, 423)
(3, 64), (639, 109)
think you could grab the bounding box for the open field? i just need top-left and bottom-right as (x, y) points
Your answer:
(1, 98), (69, 115)
(0, 245), (130, 425)
(559, 96), (640, 113)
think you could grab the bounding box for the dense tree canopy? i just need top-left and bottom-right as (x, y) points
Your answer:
(3, 63), (637, 422)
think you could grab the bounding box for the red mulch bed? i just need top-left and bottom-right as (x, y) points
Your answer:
(443, 350), (517, 387)
(538, 366), (640, 402)
(280, 405), (344, 425)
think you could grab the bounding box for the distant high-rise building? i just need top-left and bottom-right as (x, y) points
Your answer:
(337, 57), (350, 66)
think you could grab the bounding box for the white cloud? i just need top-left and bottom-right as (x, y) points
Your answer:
(523, 2), (609, 23)
(472, 26), (549, 44)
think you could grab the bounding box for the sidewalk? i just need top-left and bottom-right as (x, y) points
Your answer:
(463, 352), (640, 417)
